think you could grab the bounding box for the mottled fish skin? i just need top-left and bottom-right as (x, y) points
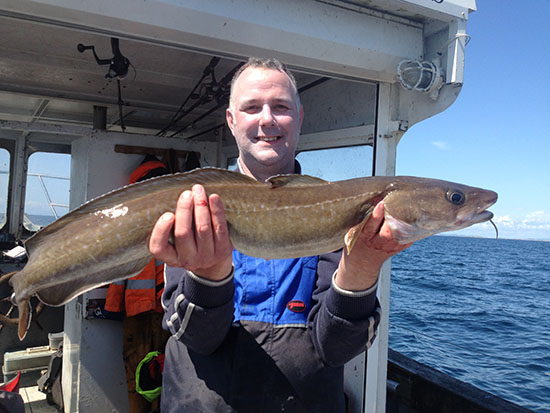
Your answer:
(6, 168), (497, 340)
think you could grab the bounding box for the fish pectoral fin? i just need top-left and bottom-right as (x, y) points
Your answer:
(18, 299), (31, 341)
(344, 208), (374, 255)
(267, 174), (327, 188)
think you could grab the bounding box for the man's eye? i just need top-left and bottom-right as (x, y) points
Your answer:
(244, 106), (260, 113)
(274, 105), (290, 111)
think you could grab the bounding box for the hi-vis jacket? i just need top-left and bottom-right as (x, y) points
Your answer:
(105, 159), (168, 317)
(105, 258), (165, 316)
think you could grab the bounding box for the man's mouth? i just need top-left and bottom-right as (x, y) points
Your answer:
(256, 136), (281, 142)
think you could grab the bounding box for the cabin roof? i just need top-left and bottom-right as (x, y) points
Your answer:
(0, 0), (475, 149)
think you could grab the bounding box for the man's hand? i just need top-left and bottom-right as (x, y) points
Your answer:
(335, 201), (412, 291)
(149, 184), (234, 281)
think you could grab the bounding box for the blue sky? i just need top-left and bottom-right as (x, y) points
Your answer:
(7, 1), (549, 240)
(395, 1), (550, 240)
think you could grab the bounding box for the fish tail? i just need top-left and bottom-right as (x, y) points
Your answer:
(17, 299), (32, 341)
(0, 271), (32, 339)
(0, 270), (17, 286)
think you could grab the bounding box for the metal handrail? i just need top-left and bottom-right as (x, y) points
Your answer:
(0, 170), (69, 220)
(32, 173), (69, 219)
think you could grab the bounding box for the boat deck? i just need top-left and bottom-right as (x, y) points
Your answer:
(21, 385), (58, 413)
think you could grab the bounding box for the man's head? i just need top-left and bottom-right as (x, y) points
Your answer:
(226, 57), (303, 181)
(228, 58), (301, 112)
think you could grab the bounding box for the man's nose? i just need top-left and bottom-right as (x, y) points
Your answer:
(259, 104), (275, 125)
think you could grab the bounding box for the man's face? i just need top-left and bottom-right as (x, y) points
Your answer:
(226, 67), (303, 176)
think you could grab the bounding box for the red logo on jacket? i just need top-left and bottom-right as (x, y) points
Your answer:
(286, 300), (306, 313)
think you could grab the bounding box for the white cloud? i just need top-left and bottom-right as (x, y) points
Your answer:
(521, 210), (550, 226)
(494, 215), (516, 227)
(431, 141), (449, 150)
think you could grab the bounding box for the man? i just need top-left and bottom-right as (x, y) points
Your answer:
(149, 58), (411, 412)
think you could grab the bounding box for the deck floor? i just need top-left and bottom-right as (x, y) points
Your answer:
(21, 385), (58, 413)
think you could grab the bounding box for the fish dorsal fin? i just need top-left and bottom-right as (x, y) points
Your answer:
(267, 174), (328, 188)
(24, 168), (260, 257)
(178, 168), (261, 186)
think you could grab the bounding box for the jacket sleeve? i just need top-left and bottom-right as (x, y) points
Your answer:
(308, 250), (381, 367)
(161, 265), (235, 355)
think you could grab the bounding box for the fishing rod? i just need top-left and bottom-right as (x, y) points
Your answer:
(169, 61), (244, 138)
(156, 56), (221, 136)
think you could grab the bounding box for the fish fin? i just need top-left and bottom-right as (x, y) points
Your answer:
(36, 257), (150, 306)
(344, 208), (374, 255)
(0, 271), (17, 286)
(37, 280), (99, 306)
(18, 299), (32, 341)
(267, 174), (328, 188)
(193, 168), (261, 184)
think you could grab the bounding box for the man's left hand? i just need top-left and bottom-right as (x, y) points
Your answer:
(335, 201), (412, 291)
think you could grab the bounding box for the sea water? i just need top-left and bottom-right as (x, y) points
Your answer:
(390, 236), (550, 412)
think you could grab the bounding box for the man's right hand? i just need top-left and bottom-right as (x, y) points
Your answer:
(149, 184), (234, 281)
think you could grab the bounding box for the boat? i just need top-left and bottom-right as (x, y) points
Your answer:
(0, 1), (531, 411)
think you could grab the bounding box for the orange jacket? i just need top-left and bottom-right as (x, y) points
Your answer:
(104, 159), (168, 317)
(129, 160), (167, 186)
(105, 259), (165, 316)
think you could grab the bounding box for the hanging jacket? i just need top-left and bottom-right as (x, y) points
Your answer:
(104, 159), (169, 316)
(105, 259), (165, 316)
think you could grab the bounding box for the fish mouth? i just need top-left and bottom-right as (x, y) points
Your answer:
(455, 201), (496, 228)
(459, 210), (494, 226)
(455, 191), (498, 227)
(455, 209), (499, 239)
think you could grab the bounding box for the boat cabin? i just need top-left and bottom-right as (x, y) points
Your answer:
(0, 1), (476, 411)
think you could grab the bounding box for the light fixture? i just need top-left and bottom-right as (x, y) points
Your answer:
(397, 59), (444, 100)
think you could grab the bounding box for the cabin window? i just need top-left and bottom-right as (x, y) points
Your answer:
(226, 146), (373, 180)
(296, 145), (373, 181)
(24, 152), (71, 231)
(0, 148), (9, 229)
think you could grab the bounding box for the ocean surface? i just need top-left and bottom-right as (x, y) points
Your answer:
(390, 236), (550, 412)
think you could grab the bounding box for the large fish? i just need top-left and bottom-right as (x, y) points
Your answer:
(1, 168), (497, 340)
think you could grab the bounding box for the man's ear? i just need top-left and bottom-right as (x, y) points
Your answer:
(226, 108), (236, 135)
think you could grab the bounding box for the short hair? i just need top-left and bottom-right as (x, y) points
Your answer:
(228, 57), (301, 112)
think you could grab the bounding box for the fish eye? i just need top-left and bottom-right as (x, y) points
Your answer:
(446, 190), (465, 206)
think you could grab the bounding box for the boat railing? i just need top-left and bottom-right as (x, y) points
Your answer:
(29, 172), (69, 220)
(0, 170), (69, 228)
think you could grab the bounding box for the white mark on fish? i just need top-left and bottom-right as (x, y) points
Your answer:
(94, 204), (129, 219)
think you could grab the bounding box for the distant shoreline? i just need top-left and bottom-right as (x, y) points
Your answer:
(436, 233), (550, 243)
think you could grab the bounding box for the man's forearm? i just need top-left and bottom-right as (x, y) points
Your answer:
(162, 266), (235, 355)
